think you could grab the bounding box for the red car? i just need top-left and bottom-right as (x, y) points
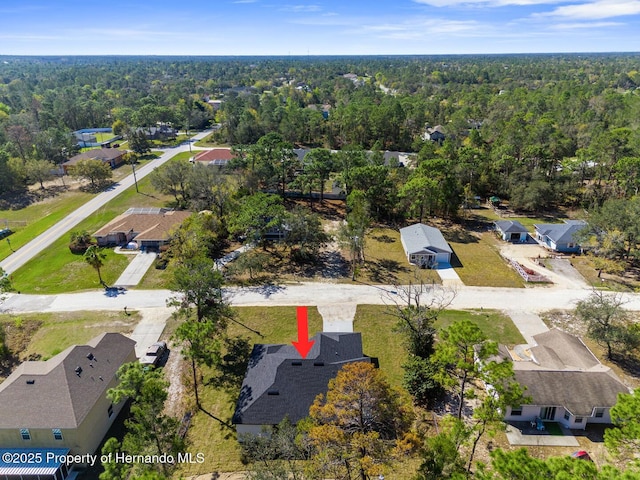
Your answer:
(571, 451), (593, 461)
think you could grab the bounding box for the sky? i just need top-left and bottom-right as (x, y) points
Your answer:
(1, 0), (640, 56)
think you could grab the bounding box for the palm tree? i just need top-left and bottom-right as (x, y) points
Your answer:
(84, 245), (107, 287)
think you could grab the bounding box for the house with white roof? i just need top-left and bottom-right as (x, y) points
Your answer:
(400, 223), (453, 268)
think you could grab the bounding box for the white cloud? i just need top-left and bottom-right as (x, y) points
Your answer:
(540, 0), (640, 18)
(413, 0), (575, 6)
(550, 20), (622, 26)
(280, 4), (322, 12)
(351, 17), (482, 40)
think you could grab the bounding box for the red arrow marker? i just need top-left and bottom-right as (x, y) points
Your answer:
(292, 306), (315, 359)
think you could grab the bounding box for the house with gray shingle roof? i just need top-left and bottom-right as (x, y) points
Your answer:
(503, 329), (630, 430)
(232, 332), (375, 436)
(534, 220), (586, 253)
(400, 223), (453, 268)
(494, 220), (529, 242)
(0, 333), (136, 456)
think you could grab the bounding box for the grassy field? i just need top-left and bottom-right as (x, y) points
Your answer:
(0, 190), (94, 262)
(177, 305), (522, 476)
(436, 309), (525, 345)
(468, 207), (576, 229)
(359, 228), (441, 285)
(0, 157), (158, 263)
(448, 231), (524, 288)
(12, 174), (174, 293)
(0, 310), (139, 362)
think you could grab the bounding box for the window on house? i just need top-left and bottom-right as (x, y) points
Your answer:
(510, 407), (523, 416)
(108, 404), (114, 418)
(594, 408), (605, 418)
(20, 428), (30, 440)
(575, 417), (583, 423)
(564, 411), (570, 421)
(52, 429), (63, 440)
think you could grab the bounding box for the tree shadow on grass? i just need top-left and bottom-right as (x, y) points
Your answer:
(0, 185), (68, 210)
(371, 234), (396, 244)
(611, 353), (640, 378)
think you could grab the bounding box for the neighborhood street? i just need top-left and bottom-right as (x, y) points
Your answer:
(0, 130), (211, 275)
(4, 281), (640, 314)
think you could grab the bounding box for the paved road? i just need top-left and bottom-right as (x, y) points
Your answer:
(4, 282), (640, 314)
(0, 131), (212, 275)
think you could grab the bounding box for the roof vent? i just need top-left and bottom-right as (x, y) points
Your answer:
(291, 361), (302, 366)
(26, 379), (35, 385)
(267, 390), (279, 396)
(75, 366), (82, 376)
(313, 362), (325, 367)
(86, 353), (94, 360)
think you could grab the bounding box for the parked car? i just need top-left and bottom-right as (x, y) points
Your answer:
(0, 228), (13, 240)
(139, 341), (167, 367)
(571, 450), (593, 461)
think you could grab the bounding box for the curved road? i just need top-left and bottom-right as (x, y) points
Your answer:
(0, 130), (212, 275)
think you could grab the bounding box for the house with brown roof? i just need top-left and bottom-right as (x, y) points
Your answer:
(61, 148), (127, 174)
(0, 333), (136, 456)
(190, 148), (235, 167)
(503, 329), (630, 429)
(93, 207), (191, 250)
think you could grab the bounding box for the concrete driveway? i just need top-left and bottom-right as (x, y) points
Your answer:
(129, 306), (173, 358)
(114, 251), (157, 287)
(499, 243), (588, 289)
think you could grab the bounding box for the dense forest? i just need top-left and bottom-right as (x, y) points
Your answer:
(2, 54), (640, 259)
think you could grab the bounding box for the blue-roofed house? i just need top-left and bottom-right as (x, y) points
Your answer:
(233, 332), (375, 437)
(534, 220), (587, 253)
(494, 220), (529, 242)
(400, 223), (453, 268)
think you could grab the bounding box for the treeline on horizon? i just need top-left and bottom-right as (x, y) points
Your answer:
(2, 53), (640, 214)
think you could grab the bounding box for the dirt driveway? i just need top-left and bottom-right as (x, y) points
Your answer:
(498, 243), (588, 289)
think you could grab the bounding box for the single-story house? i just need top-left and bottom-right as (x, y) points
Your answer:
(534, 220), (587, 253)
(190, 148), (235, 167)
(233, 332), (375, 436)
(503, 329), (630, 430)
(93, 207), (191, 250)
(495, 220), (529, 242)
(0, 333), (137, 457)
(400, 223), (453, 268)
(136, 125), (177, 140)
(61, 148), (127, 174)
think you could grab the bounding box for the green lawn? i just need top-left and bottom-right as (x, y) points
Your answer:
(436, 309), (525, 346)
(0, 310), (139, 362)
(0, 190), (94, 262)
(12, 174), (175, 293)
(0, 157), (159, 264)
(448, 232), (524, 288)
(359, 228), (440, 285)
